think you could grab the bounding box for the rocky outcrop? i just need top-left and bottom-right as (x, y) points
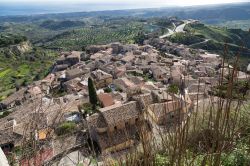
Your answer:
(9, 41), (32, 55)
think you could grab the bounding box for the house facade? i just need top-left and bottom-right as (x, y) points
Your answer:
(91, 70), (113, 89)
(87, 101), (143, 153)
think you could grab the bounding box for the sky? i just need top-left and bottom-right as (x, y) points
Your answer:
(0, 0), (249, 16)
(1, 0), (249, 6)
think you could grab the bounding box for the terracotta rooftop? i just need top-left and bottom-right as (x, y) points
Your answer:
(149, 101), (181, 119)
(87, 113), (108, 129)
(97, 127), (136, 150)
(91, 69), (112, 81)
(98, 93), (115, 107)
(99, 101), (140, 126)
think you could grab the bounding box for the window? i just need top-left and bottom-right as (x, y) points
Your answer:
(114, 126), (117, 130)
(135, 118), (139, 122)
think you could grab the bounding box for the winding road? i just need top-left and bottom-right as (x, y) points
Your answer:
(159, 20), (194, 39)
(159, 20), (211, 46)
(189, 39), (210, 47)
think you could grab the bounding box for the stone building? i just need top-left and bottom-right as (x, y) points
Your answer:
(87, 101), (144, 153)
(148, 100), (186, 126)
(91, 70), (113, 89)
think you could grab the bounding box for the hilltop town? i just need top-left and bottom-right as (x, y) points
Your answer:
(0, 35), (249, 165)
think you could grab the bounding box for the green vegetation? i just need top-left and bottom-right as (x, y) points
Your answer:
(51, 87), (67, 98)
(167, 84), (179, 94)
(216, 20), (250, 31)
(210, 81), (249, 99)
(115, 86), (123, 92)
(184, 23), (250, 50)
(0, 17), (154, 100)
(169, 32), (204, 45)
(0, 111), (11, 119)
(169, 23), (250, 71)
(55, 121), (77, 136)
(127, 71), (154, 82)
(104, 87), (112, 93)
(0, 46), (58, 100)
(44, 22), (144, 50)
(78, 103), (96, 115)
(134, 30), (148, 45)
(88, 78), (98, 110)
(40, 20), (85, 30)
(221, 143), (250, 166)
(0, 34), (27, 47)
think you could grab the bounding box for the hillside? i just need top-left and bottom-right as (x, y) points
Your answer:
(0, 15), (249, 99)
(43, 22), (145, 51)
(0, 36), (57, 101)
(168, 23), (250, 70)
(1, 2), (250, 25)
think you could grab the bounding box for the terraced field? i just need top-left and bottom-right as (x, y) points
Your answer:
(0, 48), (57, 100)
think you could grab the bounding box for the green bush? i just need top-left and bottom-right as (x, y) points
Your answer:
(221, 143), (250, 166)
(104, 87), (112, 93)
(167, 84), (179, 94)
(115, 86), (123, 92)
(0, 111), (10, 119)
(0, 34), (27, 47)
(169, 32), (204, 45)
(55, 122), (77, 136)
(78, 103), (96, 115)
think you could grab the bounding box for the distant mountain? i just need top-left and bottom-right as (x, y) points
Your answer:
(0, 2), (250, 24)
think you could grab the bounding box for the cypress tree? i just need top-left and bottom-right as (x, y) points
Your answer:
(88, 77), (98, 110)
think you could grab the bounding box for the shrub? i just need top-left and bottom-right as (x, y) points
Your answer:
(221, 143), (250, 166)
(104, 87), (112, 93)
(55, 122), (77, 136)
(0, 111), (10, 119)
(115, 86), (123, 92)
(167, 84), (179, 94)
(78, 103), (94, 115)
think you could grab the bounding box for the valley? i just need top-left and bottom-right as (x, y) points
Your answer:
(0, 3), (250, 165)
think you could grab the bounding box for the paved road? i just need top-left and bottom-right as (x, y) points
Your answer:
(189, 39), (210, 47)
(159, 28), (175, 38)
(159, 20), (193, 39)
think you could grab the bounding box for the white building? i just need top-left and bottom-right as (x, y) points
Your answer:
(0, 148), (9, 166)
(247, 64), (250, 72)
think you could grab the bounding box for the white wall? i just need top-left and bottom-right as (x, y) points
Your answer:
(0, 148), (9, 166)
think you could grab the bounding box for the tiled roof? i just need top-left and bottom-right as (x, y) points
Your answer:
(149, 101), (181, 119)
(99, 101), (139, 126)
(97, 127), (136, 150)
(0, 129), (22, 146)
(91, 70), (112, 81)
(152, 90), (173, 102)
(1, 88), (26, 106)
(87, 113), (107, 129)
(98, 93), (115, 107)
(66, 68), (85, 79)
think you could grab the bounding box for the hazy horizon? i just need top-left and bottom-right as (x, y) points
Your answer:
(0, 0), (250, 16)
